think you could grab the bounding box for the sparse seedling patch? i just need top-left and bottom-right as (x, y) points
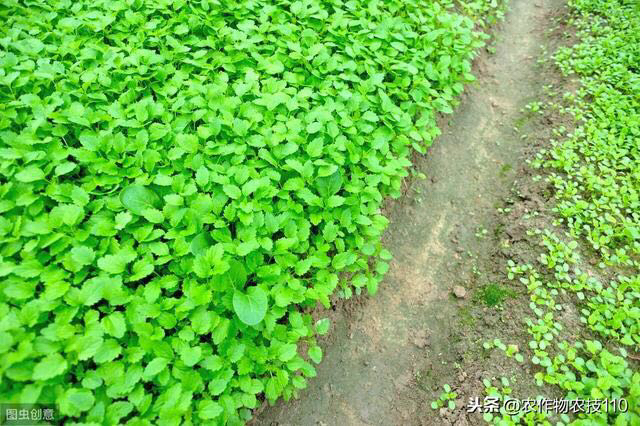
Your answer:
(459, 0), (640, 424)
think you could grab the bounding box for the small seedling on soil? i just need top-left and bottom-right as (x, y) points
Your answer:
(475, 227), (489, 238)
(430, 384), (458, 410)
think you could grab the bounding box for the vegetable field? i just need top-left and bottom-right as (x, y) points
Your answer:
(0, 0), (505, 424)
(425, 0), (640, 424)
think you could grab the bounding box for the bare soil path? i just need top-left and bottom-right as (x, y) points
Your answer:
(256, 0), (565, 424)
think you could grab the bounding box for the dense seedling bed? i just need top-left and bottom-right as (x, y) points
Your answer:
(0, 0), (501, 423)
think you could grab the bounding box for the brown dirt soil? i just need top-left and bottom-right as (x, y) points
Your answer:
(254, 0), (570, 425)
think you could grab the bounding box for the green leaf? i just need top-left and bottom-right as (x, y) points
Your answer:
(202, 355), (223, 372)
(233, 287), (268, 326)
(180, 346), (202, 367)
(129, 257), (154, 282)
(149, 123), (169, 140)
(198, 400), (223, 420)
(114, 212), (132, 230)
(143, 358), (168, 378)
(209, 378), (227, 396)
(264, 59), (284, 74)
(71, 186), (90, 206)
(70, 246), (95, 267)
(316, 170), (342, 198)
(33, 353), (67, 381)
(196, 166), (210, 187)
(141, 208), (164, 223)
(362, 110), (378, 122)
(120, 185), (161, 215)
(191, 232), (213, 256)
(97, 251), (135, 274)
(308, 346), (323, 364)
(191, 309), (212, 334)
(327, 195), (345, 208)
(223, 184), (242, 199)
(67, 102), (90, 126)
(102, 312), (126, 339)
(306, 122), (323, 134)
(315, 318), (330, 335)
(65, 388), (95, 412)
(279, 343), (298, 362)
(15, 166), (45, 182)
(55, 162), (77, 176)
(78, 276), (106, 306)
(93, 339), (122, 363)
(107, 402), (133, 423)
(307, 138), (324, 157)
(176, 133), (199, 153)
(227, 259), (247, 287)
(236, 239), (260, 256)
